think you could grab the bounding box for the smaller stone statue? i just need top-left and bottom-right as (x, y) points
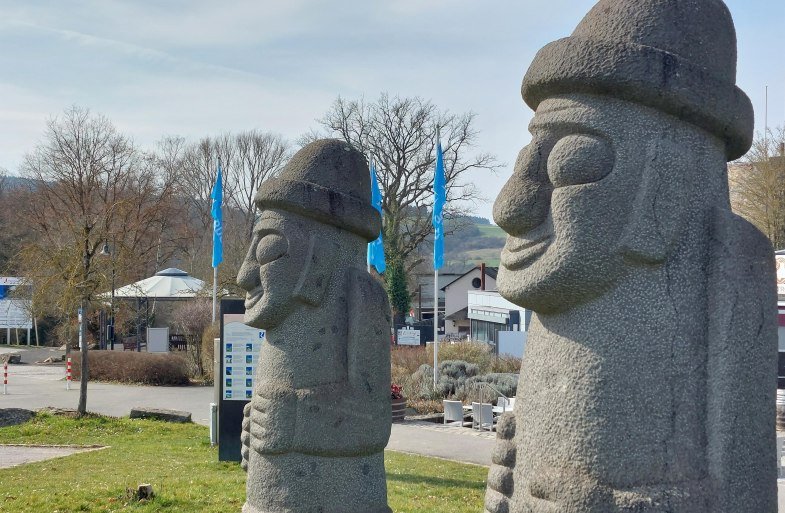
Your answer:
(237, 139), (392, 513)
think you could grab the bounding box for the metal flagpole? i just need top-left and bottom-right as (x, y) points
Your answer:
(432, 126), (443, 389)
(433, 269), (439, 388)
(212, 267), (218, 323)
(764, 85), (768, 158)
(368, 156), (372, 275)
(211, 156), (223, 323)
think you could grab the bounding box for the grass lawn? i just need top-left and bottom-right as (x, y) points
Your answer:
(0, 413), (487, 512)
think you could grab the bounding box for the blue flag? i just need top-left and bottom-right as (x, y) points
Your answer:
(432, 136), (446, 270)
(367, 162), (386, 273)
(211, 162), (223, 268)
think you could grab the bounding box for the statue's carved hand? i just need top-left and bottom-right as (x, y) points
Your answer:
(241, 402), (251, 471)
(485, 413), (516, 513)
(248, 384), (297, 455)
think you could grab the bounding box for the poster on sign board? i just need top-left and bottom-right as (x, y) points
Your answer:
(0, 277), (32, 329)
(222, 313), (265, 400)
(777, 255), (785, 296)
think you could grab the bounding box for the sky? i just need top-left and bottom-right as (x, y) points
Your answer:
(0, 0), (782, 221)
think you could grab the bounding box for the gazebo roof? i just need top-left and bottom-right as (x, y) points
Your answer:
(102, 268), (208, 300)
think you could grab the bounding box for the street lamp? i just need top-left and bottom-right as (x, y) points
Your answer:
(100, 240), (116, 350)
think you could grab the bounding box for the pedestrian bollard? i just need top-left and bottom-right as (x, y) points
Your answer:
(3, 360), (7, 395)
(66, 357), (72, 390)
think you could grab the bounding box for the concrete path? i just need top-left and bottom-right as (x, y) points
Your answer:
(0, 445), (104, 469)
(388, 421), (495, 466)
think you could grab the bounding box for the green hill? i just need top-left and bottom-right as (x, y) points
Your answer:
(442, 217), (506, 271)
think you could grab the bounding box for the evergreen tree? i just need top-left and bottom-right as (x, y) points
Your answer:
(386, 258), (411, 326)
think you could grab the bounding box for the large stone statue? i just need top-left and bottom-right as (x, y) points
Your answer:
(237, 139), (392, 513)
(485, 1), (777, 512)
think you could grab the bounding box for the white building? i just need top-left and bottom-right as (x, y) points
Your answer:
(442, 266), (497, 337)
(411, 271), (462, 321)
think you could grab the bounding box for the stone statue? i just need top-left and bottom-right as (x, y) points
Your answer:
(237, 139), (392, 513)
(485, 1), (777, 512)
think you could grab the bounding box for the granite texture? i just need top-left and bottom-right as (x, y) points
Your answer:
(237, 139), (392, 513)
(485, 1), (777, 512)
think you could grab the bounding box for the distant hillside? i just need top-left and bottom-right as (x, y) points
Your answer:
(441, 217), (506, 270)
(465, 215), (491, 226)
(1, 176), (36, 190)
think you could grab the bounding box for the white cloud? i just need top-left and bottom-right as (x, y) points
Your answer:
(0, 0), (780, 220)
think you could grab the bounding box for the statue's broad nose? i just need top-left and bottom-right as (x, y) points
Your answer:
(493, 145), (552, 237)
(237, 254), (261, 293)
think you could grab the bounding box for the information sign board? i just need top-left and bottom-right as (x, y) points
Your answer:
(222, 313), (265, 400)
(397, 328), (420, 346)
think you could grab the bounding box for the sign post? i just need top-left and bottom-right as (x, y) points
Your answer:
(218, 298), (266, 462)
(77, 307), (84, 350)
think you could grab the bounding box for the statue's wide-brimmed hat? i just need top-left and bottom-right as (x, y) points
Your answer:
(254, 139), (381, 241)
(522, 0), (753, 160)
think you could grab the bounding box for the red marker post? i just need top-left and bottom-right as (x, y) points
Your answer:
(3, 360), (7, 395)
(66, 357), (72, 391)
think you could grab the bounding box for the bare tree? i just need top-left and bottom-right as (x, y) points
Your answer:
(729, 127), (785, 249)
(177, 134), (237, 232)
(233, 130), (290, 239)
(310, 93), (500, 267)
(13, 106), (175, 415)
(164, 131), (289, 295)
(171, 299), (212, 377)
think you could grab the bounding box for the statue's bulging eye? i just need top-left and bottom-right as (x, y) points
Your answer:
(546, 134), (614, 188)
(255, 233), (288, 266)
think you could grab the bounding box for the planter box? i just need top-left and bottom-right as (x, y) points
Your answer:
(391, 397), (407, 422)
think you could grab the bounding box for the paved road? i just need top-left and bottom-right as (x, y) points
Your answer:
(1, 364), (216, 425)
(1, 363), (496, 462)
(3, 354), (785, 509)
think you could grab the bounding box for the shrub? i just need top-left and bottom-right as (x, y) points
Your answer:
(392, 340), (524, 406)
(70, 350), (190, 386)
(171, 300), (213, 378)
(491, 354), (522, 374)
(434, 360), (479, 398)
(201, 323), (220, 384)
(391, 346), (428, 375)
(406, 398), (444, 414)
(427, 341), (495, 373)
(403, 363), (435, 400)
(463, 373), (519, 403)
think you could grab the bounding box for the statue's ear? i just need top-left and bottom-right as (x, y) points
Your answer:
(293, 233), (337, 306)
(618, 137), (693, 264)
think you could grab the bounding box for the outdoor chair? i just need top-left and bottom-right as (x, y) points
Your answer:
(472, 402), (494, 431)
(443, 400), (470, 427)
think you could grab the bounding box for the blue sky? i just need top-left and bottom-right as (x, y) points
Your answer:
(0, 0), (782, 220)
